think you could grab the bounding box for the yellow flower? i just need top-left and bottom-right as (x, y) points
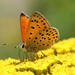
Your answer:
(0, 38), (75, 75)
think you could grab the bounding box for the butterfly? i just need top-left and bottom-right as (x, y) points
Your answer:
(20, 11), (59, 53)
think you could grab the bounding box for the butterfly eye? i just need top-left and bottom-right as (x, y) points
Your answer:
(21, 44), (25, 48)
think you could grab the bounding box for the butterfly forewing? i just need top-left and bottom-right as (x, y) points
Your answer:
(25, 11), (50, 45)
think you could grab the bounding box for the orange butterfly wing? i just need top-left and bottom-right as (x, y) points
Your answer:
(25, 11), (50, 44)
(20, 13), (29, 43)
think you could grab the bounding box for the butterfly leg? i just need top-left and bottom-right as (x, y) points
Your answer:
(19, 51), (25, 62)
(18, 48), (26, 62)
(18, 48), (22, 60)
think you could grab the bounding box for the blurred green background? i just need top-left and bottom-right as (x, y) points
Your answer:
(0, 0), (75, 59)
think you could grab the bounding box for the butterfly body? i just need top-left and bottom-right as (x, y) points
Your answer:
(20, 11), (59, 53)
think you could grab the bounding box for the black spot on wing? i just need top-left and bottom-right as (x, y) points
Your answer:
(35, 37), (38, 39)
(38, 27), (41, 28)
(36, 20), (38, 23)
(43, 44), (45, 45)
(29, 37), (31, 39)
(40, 40), (42, 42)
(31, 20), (34, 22)
(34, 40), (36, 43)
(37, 25), (39, 26)
(46, 30), (48, 32)
(41, 20), (43, 22)
(43, 23), (45, 25)
(30, 32), (32, 35)
(31, 26), (35, 29)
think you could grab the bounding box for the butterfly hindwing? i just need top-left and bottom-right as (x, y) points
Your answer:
(20, 13), (29, 43)
(26, 27), (59, 52)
